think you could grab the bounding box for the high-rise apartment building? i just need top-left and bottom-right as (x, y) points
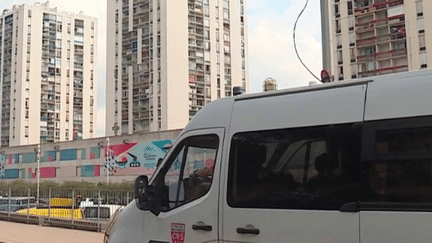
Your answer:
(0, 2), (97, 147)
(106, 0), (248, 135)
(321, 0), (431, 81)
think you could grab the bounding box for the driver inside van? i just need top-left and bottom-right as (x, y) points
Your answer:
(185, 158), (215, 200)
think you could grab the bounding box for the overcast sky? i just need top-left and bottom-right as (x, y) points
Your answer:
(0, 0), (322, 137)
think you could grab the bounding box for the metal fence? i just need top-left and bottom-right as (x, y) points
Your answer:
(0, 187), (134, 232)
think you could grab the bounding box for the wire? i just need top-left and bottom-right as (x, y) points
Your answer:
(293, 0), (321, 81)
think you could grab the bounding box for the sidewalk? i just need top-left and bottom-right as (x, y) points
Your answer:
(0, 220), (103, 243)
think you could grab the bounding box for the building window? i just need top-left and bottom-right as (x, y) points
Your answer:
(337, 50), (343, 64)
(350, 48), (356, 62)
(336, 20), (341, 33)
(349, 32), (355, 46)
(420, 52), (427, 68)
(416, 0), (423, 16)
(350, 64), (357, 78)
(338, 66), (344, 80)
(419, 35), (426, 51)
(348, 1), (353, 15)
(334, 4), (340, 18)
(418, 17), (425, 33)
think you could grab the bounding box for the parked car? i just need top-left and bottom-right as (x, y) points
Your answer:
(0, 197), (38, 212)
(82, 204), (123, 221)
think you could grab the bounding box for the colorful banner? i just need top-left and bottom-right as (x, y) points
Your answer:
(89, 147), (100, 159)
(4, 169), (19, 179)
(81, 148), (87, 160)
(81, 165), (100, 177)
(0, 162), (5, 179)
(60, 149), (77, 161)
(22, 152), (36, 163)
(40, 167), (56, 178)
(6, 154), (19, 165)
(40, 150), (56, 162)
(104, 140), (172, 177)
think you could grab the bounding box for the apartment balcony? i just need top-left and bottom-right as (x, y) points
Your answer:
(357, 53), (376, 63)
(73, 101), (83, 107)
(375, 48), (407, 60)
(74, 64), (83, 70)
(374, 0), (404, 9)
(356, 17), (388, 32)
(74, 92), (83, 98)
(357, 31), (405, 47)
(376, 35), (391, 44)
(41, 97), (55, 104)
(358, 64), (408, 77)
(354, 5), (373, 17)
(377, 64), (408, 75)
(355, 0), (404, 16)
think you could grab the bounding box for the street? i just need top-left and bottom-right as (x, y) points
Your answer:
(0, 220), (103, 243)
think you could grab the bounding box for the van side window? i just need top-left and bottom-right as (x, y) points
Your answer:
(157, 134), (219, 211)
(227, 124), (361, 210)
(362, 117), (432, 204)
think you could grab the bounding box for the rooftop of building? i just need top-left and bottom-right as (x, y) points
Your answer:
(1, 1), (97, 20)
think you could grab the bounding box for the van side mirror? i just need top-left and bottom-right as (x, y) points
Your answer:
(134, 175), (163, 216)
(134, 175), (149, 210)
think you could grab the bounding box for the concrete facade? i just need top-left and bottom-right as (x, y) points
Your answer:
(0, 129), (181, 184)
(106, 0), (249, 136)
(0, 2), (97, 147)
(321, 0), (431, 81)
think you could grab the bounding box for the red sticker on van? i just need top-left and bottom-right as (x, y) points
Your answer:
(171, 223), (185, 243)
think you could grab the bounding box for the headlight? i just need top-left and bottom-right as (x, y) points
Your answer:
(104, 207), (123, 243)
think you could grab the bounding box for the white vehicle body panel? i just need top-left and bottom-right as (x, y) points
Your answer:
(221, 84), (367, 243)
(105, 203), (145, 243)
(364, 69), (432, 121)
(143, 128), (224, 243)
(360, 212), (432, 243)
(230, 84), (367, 133)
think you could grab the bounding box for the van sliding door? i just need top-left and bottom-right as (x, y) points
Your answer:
(222, 124), (362, 243)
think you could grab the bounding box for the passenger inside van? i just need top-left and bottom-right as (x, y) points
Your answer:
(308, 153), (339, 189)
(369, 163), (388, 196)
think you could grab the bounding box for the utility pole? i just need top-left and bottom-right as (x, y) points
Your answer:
(107, 137), (110, 185)
(35, 144), (41, 203)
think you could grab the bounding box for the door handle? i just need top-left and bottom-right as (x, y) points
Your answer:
(237, 227), (260, 235)
(192, 224), (212, 231)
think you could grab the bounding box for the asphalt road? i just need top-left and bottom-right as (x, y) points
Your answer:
(0, 220), (104, 243)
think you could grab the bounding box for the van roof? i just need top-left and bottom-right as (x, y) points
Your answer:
(235, 79), (372, 102)
(237, 68), (432, 102)
(182, 69), (432, 134)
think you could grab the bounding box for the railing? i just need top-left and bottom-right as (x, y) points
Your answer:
(355, 0), (404, 15)
(0, 188), (133, 232)
(358, 48), (407, 62)
(358, 64), (408, 77)
(357, 31), (405, 47)
(355, 17), (389, 31)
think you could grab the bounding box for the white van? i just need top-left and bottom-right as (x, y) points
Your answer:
(104, 69), (432, 243)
